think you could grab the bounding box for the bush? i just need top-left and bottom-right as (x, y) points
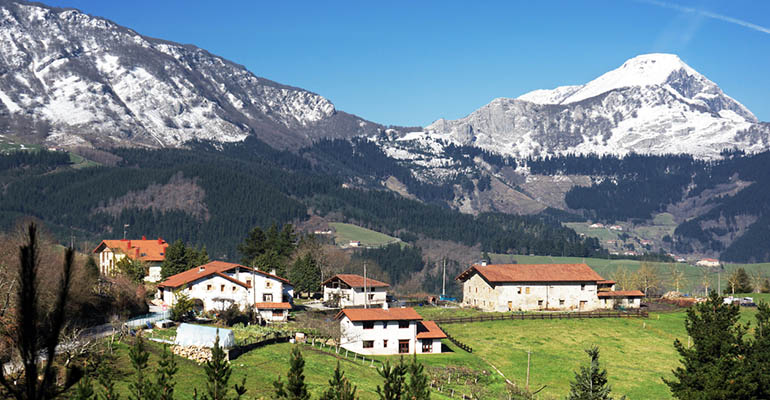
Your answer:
(218, 304), (249, 326)
(170, 291), (195, 322)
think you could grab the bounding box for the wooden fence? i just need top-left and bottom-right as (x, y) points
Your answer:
(434, 309), (648, 325)
(437, 324), (472, 353)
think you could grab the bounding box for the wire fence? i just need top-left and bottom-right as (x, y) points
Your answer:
(434, 309), (648, 325)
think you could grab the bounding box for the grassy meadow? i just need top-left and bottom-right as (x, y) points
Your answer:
(329, 222), (401, 248)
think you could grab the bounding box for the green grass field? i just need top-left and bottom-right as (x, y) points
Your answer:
(329, 222), (401, 248)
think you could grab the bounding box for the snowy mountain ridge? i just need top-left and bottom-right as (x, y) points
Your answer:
(0, 0), (380, 149)
(422, 53), (768, 160)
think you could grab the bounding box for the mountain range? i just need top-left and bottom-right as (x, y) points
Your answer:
(2, 0), (770, 263)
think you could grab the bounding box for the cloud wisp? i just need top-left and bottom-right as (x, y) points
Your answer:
(641, 0), (770, 35)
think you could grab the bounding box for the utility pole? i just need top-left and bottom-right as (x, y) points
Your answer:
(364, 261), (368, 309)
(718, 269), (721, 295)
(442, 258), (446, 298)
(123, 224), (129, 240)
(526, 349), (532, 390)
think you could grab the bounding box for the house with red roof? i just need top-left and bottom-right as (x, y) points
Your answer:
(336, 306), (446, 355)
(93, 237), (168, 282)
(322, 274), (389, 307)
(157, 261), (294, 322)
(696, 258), (720, 267)
(456, 263), (643, 312)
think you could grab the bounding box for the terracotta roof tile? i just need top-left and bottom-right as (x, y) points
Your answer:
(254, 302), (292, 310)
(456, 263), (604, 283)
(416, 320), (447, 339)
(597, 290), (645, 297)
(322, 274), (389, 288)
(94, 239), (168, 262)
(158, 261), (289, 288)
(335, 307), (422, 322)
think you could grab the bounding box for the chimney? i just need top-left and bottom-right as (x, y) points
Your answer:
(199, 266), (205, 273)
(142, 235), (147, 240)
(158, 237), (163, 244)
(480, 260), (488, 266)
(127, 240), (132, 248)
(270, 269), (276, 276)
(382, 302), (389, 310)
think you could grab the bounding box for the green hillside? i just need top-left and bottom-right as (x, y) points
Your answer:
(329, 222), (400, 248)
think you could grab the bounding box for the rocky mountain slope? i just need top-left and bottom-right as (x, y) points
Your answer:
(0, 0), (380, 149)
(421, 54), (769, 160)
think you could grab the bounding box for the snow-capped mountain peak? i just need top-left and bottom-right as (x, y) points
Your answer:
(426, 54), (768, 159)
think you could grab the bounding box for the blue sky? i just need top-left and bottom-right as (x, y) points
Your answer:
(44, 0), (770, 126)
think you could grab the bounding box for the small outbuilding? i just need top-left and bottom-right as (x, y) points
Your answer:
(174, 323), (235, 348)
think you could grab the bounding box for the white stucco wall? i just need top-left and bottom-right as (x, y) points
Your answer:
(462, 273), (603, 312)
(339, 316), (422, 355)
(323, 286), (387, 307)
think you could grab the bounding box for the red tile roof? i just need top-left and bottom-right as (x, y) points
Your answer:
(322, 274), (389, 288)
(597, 290), (645, 298)
(94, 238), (168, 262)
(456, 264), (605, 283)
(335, 307), (422, 322)
(254, 302), (292, 310)
(598, 280), (616, 285)
(158, 261), (290, 289)
(416, 320), (447, 339)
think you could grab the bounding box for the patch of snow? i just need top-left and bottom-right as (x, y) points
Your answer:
(0, 90), (21, 113)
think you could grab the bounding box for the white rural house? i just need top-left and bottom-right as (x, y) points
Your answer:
(158, 261), (294, 322)
(456, 263), (644, 312)
(336, 307), (446, 355)
(93, 237), (168, 281)
(322, 274), (389, 307)
(696, 258), (721, 267)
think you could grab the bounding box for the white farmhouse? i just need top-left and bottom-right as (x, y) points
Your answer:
(696, 258), (721, 267)
(336, 307), (446, 355)
(456, 263), (643, 312)
(158, 261), (294, 322)
(93, 237), (168, 281)
(322, 274), (389, 307)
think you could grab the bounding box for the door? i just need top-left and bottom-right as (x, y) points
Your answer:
(579, 300), (587, 311)
(399, 340), (409, 354)
(508, 301), (513, 311)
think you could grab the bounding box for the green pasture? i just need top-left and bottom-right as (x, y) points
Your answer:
(329, 222), (401, 248)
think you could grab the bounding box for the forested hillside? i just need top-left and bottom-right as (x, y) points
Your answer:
(0, 138), (603, 263)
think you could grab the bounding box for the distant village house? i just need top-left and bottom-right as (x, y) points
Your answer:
(336, 306), (446, 355)
(93, 237), (168, 282)
(696, 258), (720, 267)
(456, 263), (643, 312)
(322, 274), (389, 307)
(158, 261), (294, 322)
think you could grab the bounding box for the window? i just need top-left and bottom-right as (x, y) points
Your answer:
(363, 321), (374, 330)
(398, 321), (409, 329)
(559, 299), (565, 306)
(363, 340), (374, 349)
(263, 294), (273, 302)
(272, 310), (283, 317)
(368, 294), (374, 300)
(383, 340), (388, 347)
(517, 287), (522, 294)
(537, 300), (543, 307)
(220, 285), (225, 292)
(475, 287), (478, 293)
(382, 321), (388, 328)
(508, 301), (513, 311)
(207, 284), (212, 291)
(422, 340), (433, 353)
(265, 281), (272, 289)
(581, 284), (586, 291)
(232, 286), (237, 292)
(525, 287), (530, 294)
(399, 340), (409, 354)
(246, 279), (251, 287)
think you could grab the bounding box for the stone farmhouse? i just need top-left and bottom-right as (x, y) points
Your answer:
(336, 306), (446, 355)
(456, 263), (643, 312)
(93, 237), (168, 282)
(158, 261), (294, 322)
(322, 274), (389, 307)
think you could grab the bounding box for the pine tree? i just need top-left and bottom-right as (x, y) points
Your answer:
(96, 362), (120, 400)
(405, 355), (430, 400)
(375, 358), (408, 400)
(663, 291), (750, 399)
(274, 346), (310, 400)
(746, 301), (770, 399)
(85, 256), (100, 279)
(319, 361), (358, 400)
(289, 254), (321, 296)
(72, 374), (96, 400)
(128, 335), (156, 400)
(156, 345), (179, 400)
(195, 332), (246, 400)
(725, 268), (753, 294)
(566, 346), (623, 400)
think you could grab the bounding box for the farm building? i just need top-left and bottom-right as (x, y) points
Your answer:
(336, 306), (446, 355)
(158, 261), (293, 321)
(696, 258), (720, 267)
(322, 274), (389, 307)
(456, 263), (643, 312)
(93, 237), (168, 281)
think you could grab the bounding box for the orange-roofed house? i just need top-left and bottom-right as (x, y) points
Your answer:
(455, 263), (644, 312)
(157, 261), (294, 322)
(336, 306), (446, 355)
(322, 274), (389, 307)
(93, 237), (169, 282)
